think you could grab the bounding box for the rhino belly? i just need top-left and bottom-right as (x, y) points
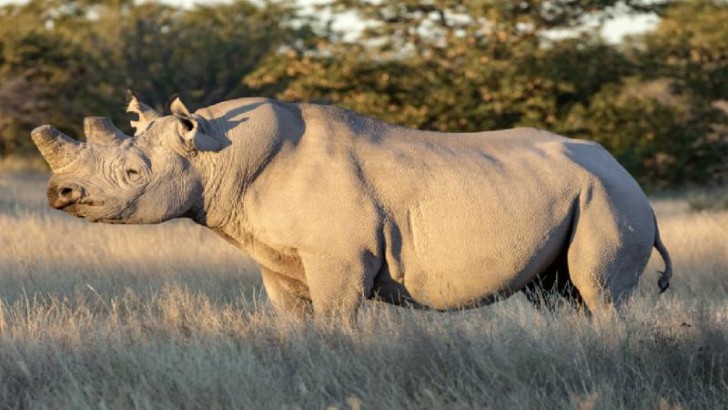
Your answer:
(393, 189), (575, 310)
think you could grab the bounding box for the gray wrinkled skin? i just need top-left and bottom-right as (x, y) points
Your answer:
(31, 95), (673, 319)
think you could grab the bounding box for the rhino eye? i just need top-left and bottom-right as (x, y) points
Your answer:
(126, 168), (142, 182)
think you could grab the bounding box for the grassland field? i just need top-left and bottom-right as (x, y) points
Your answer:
(0, 171), (727, 409)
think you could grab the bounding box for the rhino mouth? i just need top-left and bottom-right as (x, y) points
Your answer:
(59, 198), (129, 223)
(77, 197), (106, 207)
(90, 217), (126, 224)
(58, 198), (105, 214)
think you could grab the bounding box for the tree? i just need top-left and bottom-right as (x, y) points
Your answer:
(0, 0), (96, 149)
(595, 0), (728, 186)
(0, 0), (303, 154)
(246, 1), (663, 130)
(0, 73), (48, 154)
(637, 0), (728, 101)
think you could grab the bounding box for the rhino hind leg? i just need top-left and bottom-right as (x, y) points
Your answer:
(564, 198), (655, 314)
(522, 250), (584, 311)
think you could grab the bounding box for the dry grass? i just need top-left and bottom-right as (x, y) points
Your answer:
(1, 172), (727, 409)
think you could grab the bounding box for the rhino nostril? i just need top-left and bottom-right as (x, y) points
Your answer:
(57, 183), (84, 201)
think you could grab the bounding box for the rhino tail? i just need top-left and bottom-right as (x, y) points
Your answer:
(653, 213), (673, 294)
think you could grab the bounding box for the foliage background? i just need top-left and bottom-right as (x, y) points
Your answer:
(0, 0), (726, 188)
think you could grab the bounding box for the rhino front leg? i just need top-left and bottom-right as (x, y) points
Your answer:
(301, 253), (378, 323)
(260, 267), (313, 319)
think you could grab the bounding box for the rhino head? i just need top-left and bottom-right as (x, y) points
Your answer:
(31, 92), (223, 224)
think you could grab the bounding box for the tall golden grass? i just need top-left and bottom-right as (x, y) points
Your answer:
(1, 172), (726, 409)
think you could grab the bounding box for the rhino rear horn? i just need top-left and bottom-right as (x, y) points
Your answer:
(126, 90), (160, 135)
(84, 117), (127, 145)
(31, 125), (83, 171)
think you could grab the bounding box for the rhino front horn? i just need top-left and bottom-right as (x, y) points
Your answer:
(31, 125), (83, 171)
(84, 117), (128, 145)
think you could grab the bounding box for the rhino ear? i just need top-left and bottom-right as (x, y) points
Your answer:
(168, 95), (223, 153)
(126, 90), (160, 136)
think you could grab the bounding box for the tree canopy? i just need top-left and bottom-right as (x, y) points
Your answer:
(1, 0), (726, 188)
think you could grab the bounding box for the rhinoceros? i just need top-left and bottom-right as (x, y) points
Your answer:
(31, 93), (672, 319)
